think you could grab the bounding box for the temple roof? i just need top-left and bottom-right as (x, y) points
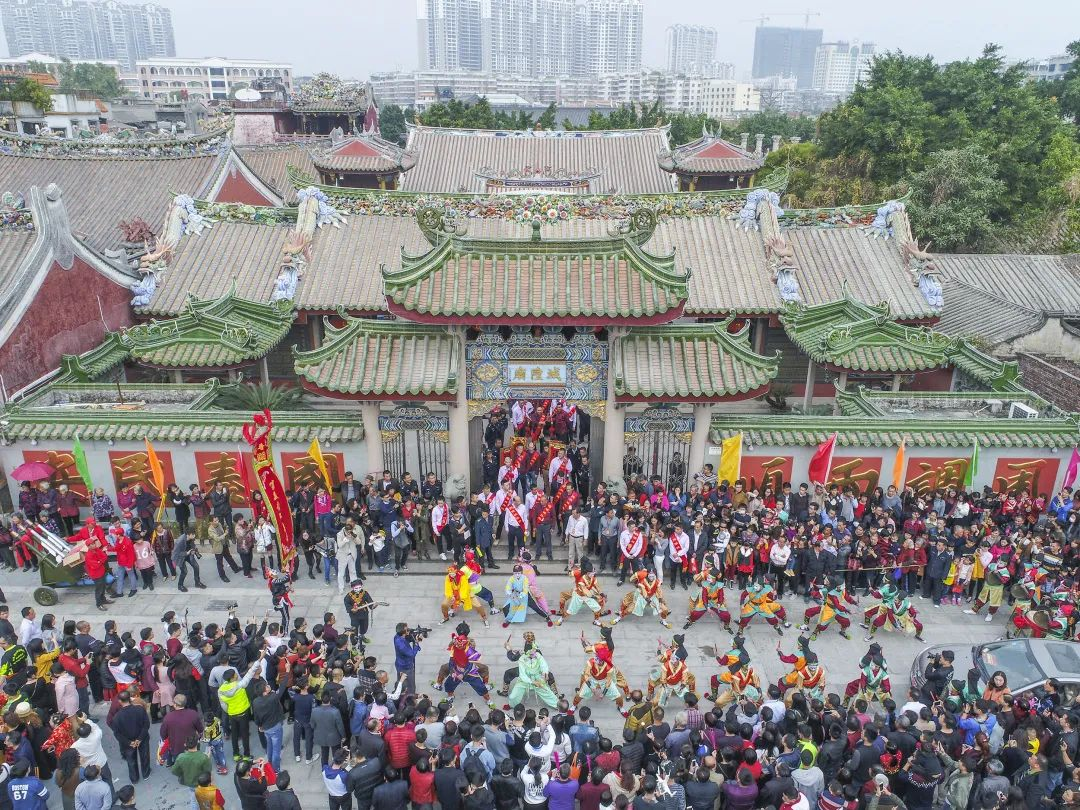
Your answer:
(121, 291), (294, 368)
(779, 295), (1020, 387)
(659, 129), (763, 175)
(140, 204), (942, 321)
(2, 381), (362, 443)
(312, 133), (416, 175)
(933, 253), (1080, 316)
(289, 73), (370, 112)
(237, 142), (321, 205)
(293, 317), (459, 400)
(0, 151), (222, 253)
(398, 125), (677, 194)
(381, 208), (689, 325)
(612, 321), (779, 401)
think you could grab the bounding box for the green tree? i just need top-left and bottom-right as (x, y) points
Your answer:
(55, 59), (125, 98)
(536, 102), (557, 130)
(379, 103), (408, 145)
(216, 382), (309, 412)
(1050, 40), (1080, 124)
(907, 146), (1005, 251)
(724, 111), (817, 143)
(0, 77), (53, 111)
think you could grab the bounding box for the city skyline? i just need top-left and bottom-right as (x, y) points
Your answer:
(0, 0), (1074, 79)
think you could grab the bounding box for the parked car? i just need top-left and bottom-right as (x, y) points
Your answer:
(910, 639), (1080, 703)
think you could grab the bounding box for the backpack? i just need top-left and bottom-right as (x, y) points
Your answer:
(461, 745), (486, 781)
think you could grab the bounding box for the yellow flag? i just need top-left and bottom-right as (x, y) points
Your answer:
(892, 439), (906, 490)
(144, 438), (166, 520)
(308, 437), (333, 491)
(717, 432), (742, 486)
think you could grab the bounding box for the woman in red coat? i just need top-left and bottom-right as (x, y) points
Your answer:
(84, 544), (110, 611)
(112, 532), (138, 598)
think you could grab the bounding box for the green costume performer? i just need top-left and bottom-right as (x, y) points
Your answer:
(507, 638), (559, 708)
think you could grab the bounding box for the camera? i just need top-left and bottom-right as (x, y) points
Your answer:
(407, 625), (432, 641)
(226, 602), (239, 611)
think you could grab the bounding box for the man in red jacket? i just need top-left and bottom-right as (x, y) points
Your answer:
(84, 543), (110, 611)
(382, 713), (416, 771)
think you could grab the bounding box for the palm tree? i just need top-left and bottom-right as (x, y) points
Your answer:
(216, 381), (310, 411)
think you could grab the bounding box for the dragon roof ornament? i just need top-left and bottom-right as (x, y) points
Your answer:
(736, 188), (782, 232)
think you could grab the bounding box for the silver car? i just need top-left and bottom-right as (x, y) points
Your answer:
(910, 638), (1080, 703)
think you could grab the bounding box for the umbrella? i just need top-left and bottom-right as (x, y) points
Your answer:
(9, 461), (55, 482)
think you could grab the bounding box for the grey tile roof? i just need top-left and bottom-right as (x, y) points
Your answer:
(935, 278), (1048, 346)
(142, 212), (951, 320)
(785, 227), (939, 320)
(933, 253), (1080, 316)
(140, 221), (289, 315)
(236, 143), (321, 204)
(399, 126), (678, 194)
(0, 229), (37, 297)
(0, 153), (221, 253)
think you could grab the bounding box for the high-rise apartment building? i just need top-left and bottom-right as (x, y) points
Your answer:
(751, 25), (823, 88)
(0, 0), (175, 71)
(812, 41), (874, 95)
(666, 24), (717, 76)
(418, 0), (639, 78)
(416, 0), (483, 72)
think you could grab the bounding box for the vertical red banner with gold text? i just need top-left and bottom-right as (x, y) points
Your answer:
(242, 411), (295, 566)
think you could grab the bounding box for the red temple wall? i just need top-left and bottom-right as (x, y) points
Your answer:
(213, 168), (275, 206)
(0, 257), (134, 393)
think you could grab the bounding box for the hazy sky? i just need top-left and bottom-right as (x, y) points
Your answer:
(2, 0), (1077, 78)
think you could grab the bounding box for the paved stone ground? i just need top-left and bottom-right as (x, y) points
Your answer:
(2, 554), (1009, 810)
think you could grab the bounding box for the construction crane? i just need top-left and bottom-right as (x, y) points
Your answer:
(740, 10), (822, 28)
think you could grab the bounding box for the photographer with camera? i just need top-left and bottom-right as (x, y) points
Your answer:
(394, 622), (427, 695)
(921, 649), (955, 704)
(172, 530), (207, 593)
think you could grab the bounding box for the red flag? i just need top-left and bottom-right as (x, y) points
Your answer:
(807, 433), (837, 486)
(234, 449), (253, 508)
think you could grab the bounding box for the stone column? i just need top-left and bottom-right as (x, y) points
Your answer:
(361, 402), (383, 476)
(448, 328), (471, 492)
(171, 369), (183, 384)
(310, 317), (323, 350)
(688, 403), (712, 480)
(602, 328), (625, 482)
(753, 318), (767, 354)
(891, 374), (902, 392)
(260, 357), (270, 385)
(803, 361), (817, 411)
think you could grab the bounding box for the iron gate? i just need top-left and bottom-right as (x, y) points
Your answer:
(379, 406), (449, 482)
(624, 406), (693, 487)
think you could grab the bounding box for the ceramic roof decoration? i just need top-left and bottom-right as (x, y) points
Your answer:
(119, 291), (295, 368)
(381, 206), (690, 325)
(612, 320), (779, 401)
(779, 294), (1021, 388)
(290, 73), (369, 112)
(658, 126), (763, 176)
(293, 316), (459, 400)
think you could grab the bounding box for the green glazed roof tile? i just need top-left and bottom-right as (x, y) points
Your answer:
(381, 208), (689, 322)
(120, 290), (295, 369)
(613, 320), (779, 400)
(293, 317), (459, 398)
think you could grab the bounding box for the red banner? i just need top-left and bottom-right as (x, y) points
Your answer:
(280, 451), (344, 492)
(739, 455), (793, 493)
(828, 456), (883, 495)
(242, 410), (295, 566)
(991, 457), (1060, 496)
(904, 456), (970, 498)
(195, 451), (255, 508)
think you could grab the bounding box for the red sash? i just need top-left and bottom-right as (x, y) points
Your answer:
(525, 449), (541, 472)
(502, 454), (523, 483)
(670, 532), (689, 559)
(536, 498), (555, 525)
(552, 481), (568, 508)
(560, 489), (579, 515)
(625, 530), (644, 558)
(507, 504), (526, 530)
(432, 505), (448, 534)
(553, 457), (571, 480)
(529, 400), (551, 442)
